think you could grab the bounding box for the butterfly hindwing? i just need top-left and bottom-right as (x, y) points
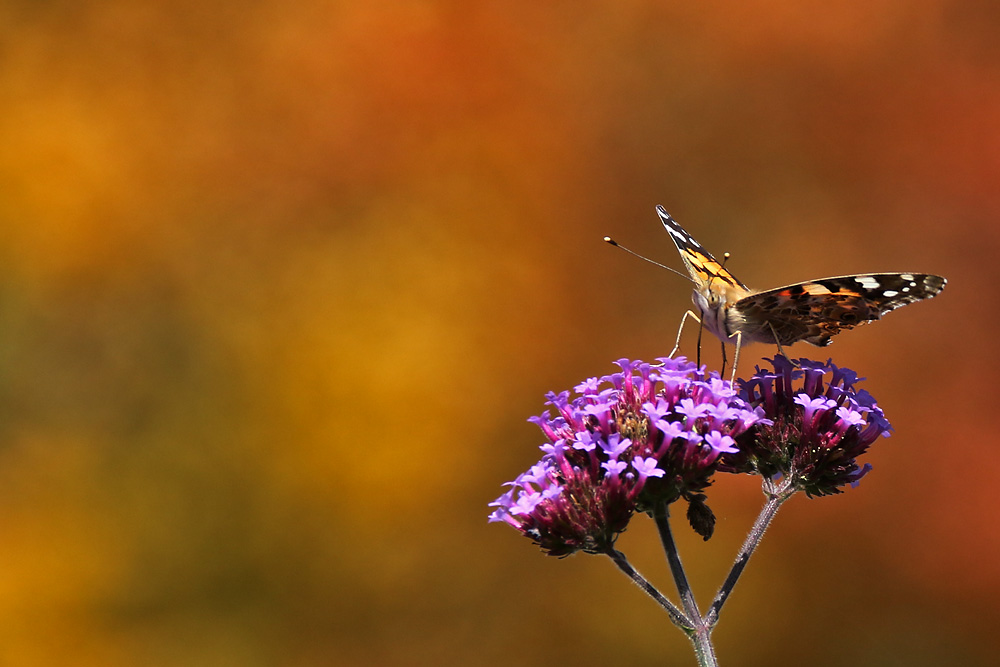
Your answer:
(733, 274), (947, 346)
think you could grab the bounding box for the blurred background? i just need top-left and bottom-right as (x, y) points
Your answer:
(0, 1), (995, 665)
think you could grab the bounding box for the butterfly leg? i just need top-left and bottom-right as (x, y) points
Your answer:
(696, 315), (705, 367)
(766, 322), (797, 366)
(669, 310), (703, 361)
(722, 330), (743, 384)
(723, 331), (743, 384)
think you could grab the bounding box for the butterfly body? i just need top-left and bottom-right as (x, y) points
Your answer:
(657, 205), (947, 348)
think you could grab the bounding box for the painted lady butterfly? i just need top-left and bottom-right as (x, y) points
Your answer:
(655, 205), (946, 358)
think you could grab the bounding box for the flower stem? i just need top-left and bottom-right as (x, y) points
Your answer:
(689, 629), (718, 667)
(652, 502), (700, 621)
(605, 549), (691, 630)
(653, 502), (718, 667)
(705, 478), (795, 626)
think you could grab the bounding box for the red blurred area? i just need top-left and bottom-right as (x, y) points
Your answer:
(0, 1), (996, 665)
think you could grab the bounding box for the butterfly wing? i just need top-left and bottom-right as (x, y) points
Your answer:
(656, 205), (749, 292)
(734, 273), (947, 346)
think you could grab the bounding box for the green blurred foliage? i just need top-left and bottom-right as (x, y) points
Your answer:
(0, 1), (996, 665)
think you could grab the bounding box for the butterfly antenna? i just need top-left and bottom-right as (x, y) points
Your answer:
(603, 237), (696, 284)
(714, 251), (732, 280)
(699, 250), (734, 306)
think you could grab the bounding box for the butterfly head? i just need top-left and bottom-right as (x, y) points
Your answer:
(693, 276), (746, 310)
(691, 272), (752, 342)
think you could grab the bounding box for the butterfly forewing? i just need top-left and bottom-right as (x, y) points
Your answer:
(656, 205), (749, 292)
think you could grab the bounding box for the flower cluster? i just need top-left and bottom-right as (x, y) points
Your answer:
(488, 357), (767, 556)
(728, 356), (892, 497)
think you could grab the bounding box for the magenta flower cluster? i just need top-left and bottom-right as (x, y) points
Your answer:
(488, 357), (768, 556)
(729, 356), (892, 497)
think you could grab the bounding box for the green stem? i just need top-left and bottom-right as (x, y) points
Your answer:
(705, 478), (796, 627)
(653, 502), (717, 667)
(652, 502), (700, 621)
(689, 627), (718, 667)
(605, 549), (691, 630)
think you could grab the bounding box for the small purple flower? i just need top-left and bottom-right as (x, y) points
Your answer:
(835, 406), (866, 429)
(539, 438), (569, 457)
(632, 456), (665, 480)
(729, 357), (892, 497)
(573, 431), (600, 452)
(602, 459), (629, 477)
(705, 431), (738, 454)
(490, 357), (763, 553)
(600, 433), (632, 460)
(653, 419), (686, 442)
(641, 399), (670, 422)
(511, 489), (545, 516)
(677, 398), (709, 424)
(793, 394), (835, 423)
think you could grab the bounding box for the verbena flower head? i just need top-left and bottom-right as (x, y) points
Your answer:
(728, 356), (892, 497)
(489, 357), (765, 556)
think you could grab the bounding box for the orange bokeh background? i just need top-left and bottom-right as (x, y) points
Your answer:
(0, 2), (997, 665)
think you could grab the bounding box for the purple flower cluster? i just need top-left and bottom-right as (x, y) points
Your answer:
(729, 356), (892, 497)
(488, 358), (767, 556)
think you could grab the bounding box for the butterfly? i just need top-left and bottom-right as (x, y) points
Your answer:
(655, 205), (947, 370)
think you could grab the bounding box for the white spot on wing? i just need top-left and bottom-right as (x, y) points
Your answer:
(667, 227), (689, 246)
(853, 276), (881, 289)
